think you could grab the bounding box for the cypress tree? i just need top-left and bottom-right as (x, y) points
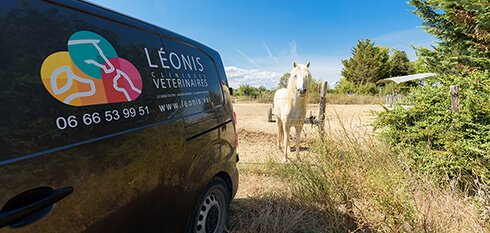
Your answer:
(341, 39), (390, 85)
(390, 49), (414, 77)
(410, 0), (490, 74)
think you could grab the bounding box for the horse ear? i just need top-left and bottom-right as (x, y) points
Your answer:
(293, 62), (297, 68)
(306, 62), (310, 68)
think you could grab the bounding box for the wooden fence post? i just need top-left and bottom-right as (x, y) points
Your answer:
(386, 94), (392, 107)
(450, 85), (459, 113)
(319, 81), (328, 133)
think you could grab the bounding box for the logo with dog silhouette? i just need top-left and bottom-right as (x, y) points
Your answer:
(41, 31), (142, 106)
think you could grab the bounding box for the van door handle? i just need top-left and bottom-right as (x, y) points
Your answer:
(0, 186), (73, 228)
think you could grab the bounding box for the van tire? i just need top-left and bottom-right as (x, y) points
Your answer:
(188, 177), (230, 233)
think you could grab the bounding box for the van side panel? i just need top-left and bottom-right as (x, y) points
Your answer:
(0, 1), (192, 232)
(0, 0), (238, 232)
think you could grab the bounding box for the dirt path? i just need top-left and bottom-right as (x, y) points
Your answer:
(233, 103), (382, 163)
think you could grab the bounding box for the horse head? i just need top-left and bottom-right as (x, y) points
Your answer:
(289, 62), (312, 97)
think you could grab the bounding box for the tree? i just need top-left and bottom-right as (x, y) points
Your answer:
(309, 78), (323, 102)
(411, 57), (429, 73)
(334, 78), (355, 94)
(236, 85), (259, 97)
(390, 49), (414, 77)
(278, 73), (290, 89)
(409, 0), (490, 73)
(258, 86), (268, 94)
(341, 39), (391, 85)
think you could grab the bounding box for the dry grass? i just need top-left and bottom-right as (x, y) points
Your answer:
(285, 120), (488, 232)
(232, 95), (274, 103)
(409, 180), (486, 233)
(325, 94), (384, 105)
(228, 116), (489, 232)
(228, 163), (355, 233)
(232, 94), (384, 105)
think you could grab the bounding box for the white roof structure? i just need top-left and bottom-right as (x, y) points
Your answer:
(376, 73), (437, 84)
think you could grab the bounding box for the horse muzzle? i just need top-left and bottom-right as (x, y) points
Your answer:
(298, 89), (307, 96)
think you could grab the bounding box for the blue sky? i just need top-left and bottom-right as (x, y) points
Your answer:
(95, 0), (437, 88)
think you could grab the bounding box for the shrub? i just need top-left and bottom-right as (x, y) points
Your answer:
(376, 71), (490, 187)
(334, 77), (378, 95)
(236, 85), (260, 98)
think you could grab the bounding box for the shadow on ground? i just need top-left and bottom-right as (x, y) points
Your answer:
(227, 196), (372, 233)
(289, 146), (309, 152)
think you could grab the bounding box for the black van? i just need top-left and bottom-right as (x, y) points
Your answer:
(0, 0), (238, 232)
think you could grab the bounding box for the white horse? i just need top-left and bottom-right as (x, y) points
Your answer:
(273, 62), (312, 160)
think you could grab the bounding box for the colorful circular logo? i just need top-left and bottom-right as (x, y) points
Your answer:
(40, 31), (142, 106)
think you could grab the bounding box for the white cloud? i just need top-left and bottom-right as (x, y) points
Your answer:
(225, 56), (343, 89)
(225, 40), (344, 88)
(225, 66), (282, 89)
(225, 40), (345, 88)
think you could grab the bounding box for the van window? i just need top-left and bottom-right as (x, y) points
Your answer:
(150, 36), (224, 117)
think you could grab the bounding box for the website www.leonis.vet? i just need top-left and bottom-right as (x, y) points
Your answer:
(157, 95), (212, 112)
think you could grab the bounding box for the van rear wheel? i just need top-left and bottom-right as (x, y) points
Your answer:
(189, 177), (230, 233)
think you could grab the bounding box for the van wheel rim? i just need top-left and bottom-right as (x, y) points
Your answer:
(197, 192), (222, 233)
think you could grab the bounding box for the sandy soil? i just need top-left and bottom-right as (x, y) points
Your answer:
(233, 103), (383, 164)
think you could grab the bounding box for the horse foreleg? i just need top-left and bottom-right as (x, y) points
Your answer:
(295, 126), (303, 157)
(276, 118), (283, 149)
(283, 125), (290, 161)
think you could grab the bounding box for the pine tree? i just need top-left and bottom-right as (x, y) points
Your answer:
(278, 73), (290, 89)
(409, 0), (490, 73)
(341, 39), (390, 85)
(411, 57), (429, 73)
(390, 49), (414, 77)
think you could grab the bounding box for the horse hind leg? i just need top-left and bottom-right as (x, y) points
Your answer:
(295, 126), (303, 157)
(283, 125), (290, 161)
(276, 118), (283, 149)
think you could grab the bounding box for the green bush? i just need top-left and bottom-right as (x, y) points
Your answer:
(376, 71), (490, 187)
(333, 77), (355, 94)
(236, 85), (260, 98)
(334, 77), (379, 95)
